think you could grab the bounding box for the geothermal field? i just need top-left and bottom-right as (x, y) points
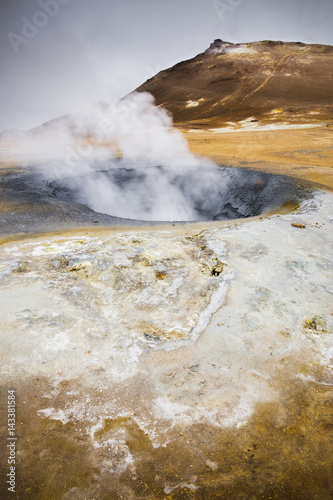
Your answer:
(0, 39), (333, 499)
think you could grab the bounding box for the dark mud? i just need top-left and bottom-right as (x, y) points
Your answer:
(0, 163), (311, 237)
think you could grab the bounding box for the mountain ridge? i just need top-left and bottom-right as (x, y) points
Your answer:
(134, 39), (333, 129)
(1, 39), (332, 137)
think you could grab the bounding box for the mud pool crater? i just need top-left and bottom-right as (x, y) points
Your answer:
(46, 161), (308, 222)
(0, 161), (310, 236)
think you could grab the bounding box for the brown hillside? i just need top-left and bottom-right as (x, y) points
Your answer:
(135, 40), (333, 129)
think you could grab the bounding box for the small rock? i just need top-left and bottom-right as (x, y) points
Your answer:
(304, 316), (327, 333)
(205, 459), (219, 471)
(291, 223), (306, 229)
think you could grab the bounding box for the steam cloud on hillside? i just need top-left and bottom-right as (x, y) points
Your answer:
(4, 92), (228, 221)
(1, 92), (300, 222)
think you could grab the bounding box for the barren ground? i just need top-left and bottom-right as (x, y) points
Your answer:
(184, 127), (333, 190)
(1, 39), (333, 500)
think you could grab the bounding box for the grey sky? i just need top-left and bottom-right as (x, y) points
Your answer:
(1, 0), (332, 131)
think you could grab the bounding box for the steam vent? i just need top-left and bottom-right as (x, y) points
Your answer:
(1, 38), (333, 499)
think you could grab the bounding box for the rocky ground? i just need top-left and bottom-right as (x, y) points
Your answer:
(0, 39), (333, 499)
(0, 187), (332, 499)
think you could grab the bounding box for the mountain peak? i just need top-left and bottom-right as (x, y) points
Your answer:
(135, 40), (333, 129)
(206, 39), (234, 52)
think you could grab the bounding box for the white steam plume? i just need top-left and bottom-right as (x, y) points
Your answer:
(1, 92), (229, 222)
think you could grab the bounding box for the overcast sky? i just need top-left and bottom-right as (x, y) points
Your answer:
(1, 0), (332, 131)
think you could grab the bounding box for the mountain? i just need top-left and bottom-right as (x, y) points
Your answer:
(2, 40), (332, 138)
(0, 101), (110, 139)
(2, 40), (332, 188)
(134, 40), (333, 129)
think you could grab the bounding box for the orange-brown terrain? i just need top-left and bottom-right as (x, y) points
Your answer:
(136, 40), (333, 128)
(0, 40), (332, 500)
(136, 40), (333, 188)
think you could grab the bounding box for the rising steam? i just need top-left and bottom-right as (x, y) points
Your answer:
(5, 92), (222, 221)
(1, 92), (300, 222)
